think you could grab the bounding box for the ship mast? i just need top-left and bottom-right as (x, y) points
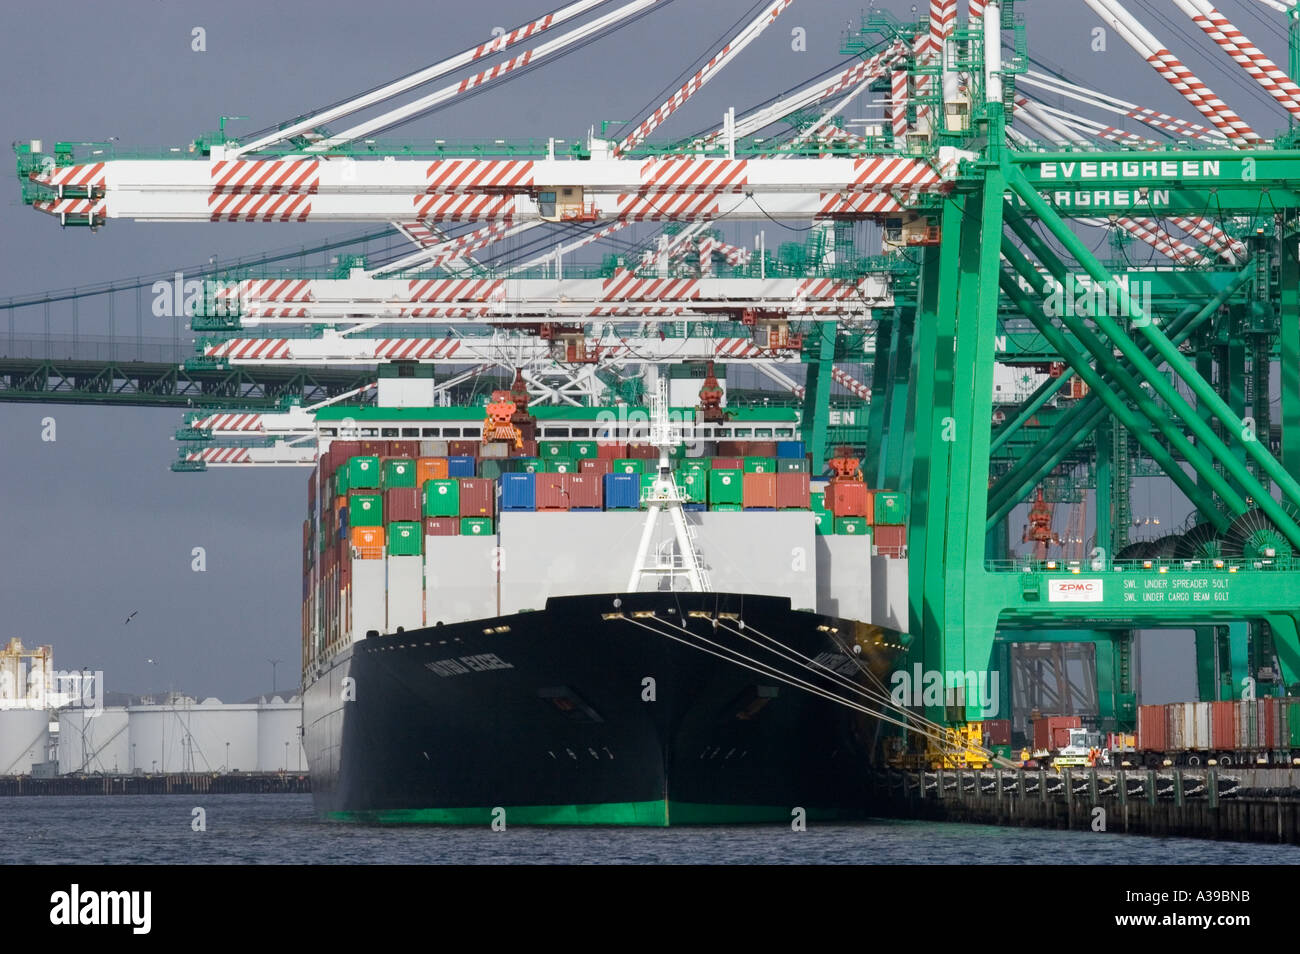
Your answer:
(626, 378), (711, 593)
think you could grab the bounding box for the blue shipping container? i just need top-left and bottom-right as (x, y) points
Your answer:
(447, 456), (476, 478)
(684, 502), (707, 511)
(604, 473), (640, 509)
(776, 440), (805, 458)
(500, 472), (536, 511)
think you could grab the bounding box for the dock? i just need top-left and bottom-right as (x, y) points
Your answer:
(873, 767), (1300, 844)
(0, 773), (310, 796)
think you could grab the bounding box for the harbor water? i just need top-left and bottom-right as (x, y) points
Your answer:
(4, 795), (1300, 864)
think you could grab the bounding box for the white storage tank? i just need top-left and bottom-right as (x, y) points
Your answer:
(257, 698), (305, 772)
(58, 707), (130, 775)
(0, 709), (52, 775)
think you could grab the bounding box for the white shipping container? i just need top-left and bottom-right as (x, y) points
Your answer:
(1169, 702), (1211, 751)
(420, 441), (448, 457)
(352, 560), (387, 639)
(1191, 701), (1212, 750)
(386, 555), (425, 632)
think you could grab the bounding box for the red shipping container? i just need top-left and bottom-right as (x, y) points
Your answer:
(775, 472), (810, 509)
(458, 477), (495, 517)
(1051, 727), (1073, 749)
(581, 458), (612, 476)
(826, 480), (870, 517)
(1262, 697), (1280, 748)
(562, 473), (603, 509)
(448, 440), (479, 458)
(1210, 701), (1237, 750)
(423, 517), (459, 536)
(717, 441), (747, 457)
(307, 472), (317, 509)
(712, 457), (743, 470)
(328, 440), (362, 475)
(339, 550), (352, 586)
(1033, 715), (1081, 751)
(384, 487), (420, 522)
(360, 440), (387, 457)
(597, 441), (627, 459)
(1136, 705), (1167, 752)
(627, 442), (659, 459)
(874, 525), (907, 555)
(535, 474), (570, 511)
(742, 472), (777, 509)
(982, 719), (1012, 746)
(514, 440), (538, 459)
(388, 440), (419, 458)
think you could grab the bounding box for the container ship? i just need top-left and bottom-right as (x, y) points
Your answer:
(301, 368), (912, 825)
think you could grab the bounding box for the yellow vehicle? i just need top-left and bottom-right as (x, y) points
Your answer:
(926, 723), (990, 770)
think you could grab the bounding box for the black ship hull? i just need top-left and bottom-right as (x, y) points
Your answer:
(303, 591), (903, 825)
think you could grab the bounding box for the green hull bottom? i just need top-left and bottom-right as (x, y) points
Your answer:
(327, 801), (847, 827)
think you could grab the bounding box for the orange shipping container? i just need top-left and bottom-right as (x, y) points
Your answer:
(742, 472), (777, 509)
(350, 526), (384, 559)
(826, 480), (871, 518)
(417, 457), (450, 484)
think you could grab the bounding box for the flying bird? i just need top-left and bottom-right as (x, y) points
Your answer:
(124, 611), (138, 625)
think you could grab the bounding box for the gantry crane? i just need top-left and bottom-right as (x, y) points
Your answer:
(15, 0), (1300, 732)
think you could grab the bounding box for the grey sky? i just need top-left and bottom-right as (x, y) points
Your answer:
(1, 0), (1292, 702)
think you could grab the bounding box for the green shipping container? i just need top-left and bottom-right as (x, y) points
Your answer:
(613, 458), (643, 475)
(778, 458), (810, 473)
(349, 493), (383, 527)
(540, 441), (569, 459)
(678, 468), (708, 502)
(743, 457), (776, 474)
(383, 458), (417, 489)
(708, 468), (743, 505)
(571, 441), (597, 459)
(336, 468), (351, 495)
(813, 510), (833, 535)
(516, 458), (544, 474)
(478, 459), (508, 481)
(712, 504), (743, 512)
(810, 490), (826, 512)
(1289, 701), (1300, 748)
(640, 472), (656, 508)
(460, 517), (494, 536)
(346, 455), (381, 489)
(874, 491), (908, 525)
(423, 479), (460, 517)
(546, 457), (576, 474)
(387, 521), (423, 556)
(835, 516), (870, 536)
